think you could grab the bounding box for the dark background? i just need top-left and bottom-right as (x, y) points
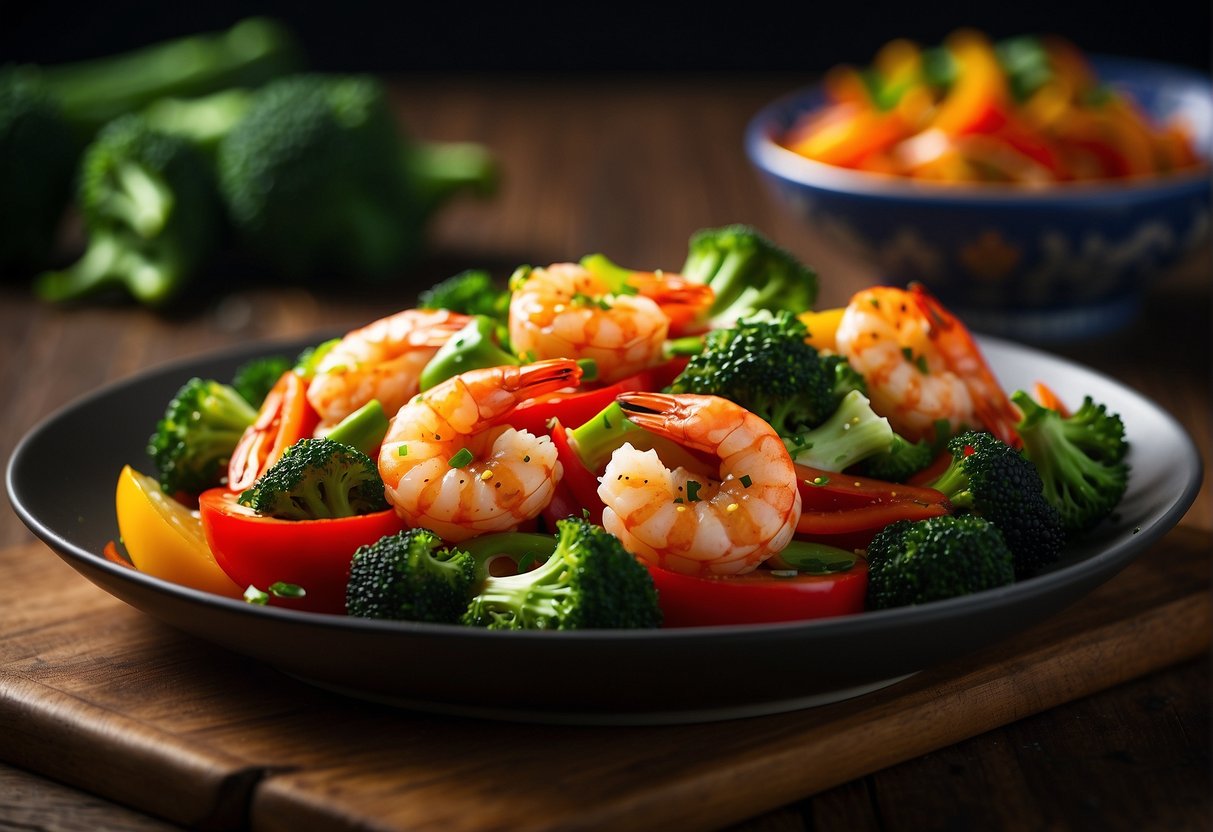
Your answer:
(4, 2), (1210, 73)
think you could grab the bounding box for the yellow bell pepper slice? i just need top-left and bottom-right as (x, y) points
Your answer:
(799, 308), (846, 351)
(115, 465), (243, 598)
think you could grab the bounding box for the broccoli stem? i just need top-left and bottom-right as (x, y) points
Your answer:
(664, 335), (706, 358)
(323, 471), (357, 518)
(927, 455), (975, 509)
(406, 141), (498, 214)
(567, 401), (645, 472)
(40, 17), (299, 137)
(325, 400), (389, 456)
(105, 161), (174, 238)
(467, 552), (574, 628)
(686, 248), (749, 312)
(786, 389), (896, 472)
(458, 532), (558, 581)
(140, 89), (255, 152)
(34, 231), (179, 305)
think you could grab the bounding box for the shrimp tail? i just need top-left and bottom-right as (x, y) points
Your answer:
(628, 273), (715, 335)
(909, 282), (1022, 448)
(616, 391), (687, 433)
(507, 358), (583, 396)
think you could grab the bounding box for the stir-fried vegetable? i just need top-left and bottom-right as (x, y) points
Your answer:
(782, 30), (1204, 183)
(115, 226), (1131, 625)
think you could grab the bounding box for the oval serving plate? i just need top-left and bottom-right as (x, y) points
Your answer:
(6, 335), (1202, 725)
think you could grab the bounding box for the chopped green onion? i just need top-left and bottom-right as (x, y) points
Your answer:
(269, 582), (306, 598)
(739, 474), (753, 488)
(686, 481), (702, 502)
(244, 585), (270, 605)
(448, 448), (474, 468)
(576, 358), (599, 382)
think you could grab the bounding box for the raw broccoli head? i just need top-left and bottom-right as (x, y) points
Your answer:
(346, 528), (476, 623)
(217, 74), (496, 281)
(35, 115), (221, 306)
(239, 437), (389, 520)
(462, 517), (662, 630)
(929, 430), (1065, 578)
(669, 311), (838, 434)
(680, 225), (818, 326)
(865, 514), (1016, 609)
(147, 378), (258, 496)
(1011, 391), (1129, 537)
(217, 74), (407, 279)
(0, 69), (78, 278)
(418, 269), (510, 320)
(855, 434), (936, 483)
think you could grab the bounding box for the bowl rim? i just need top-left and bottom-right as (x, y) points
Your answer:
(745, 54), (1213, 203)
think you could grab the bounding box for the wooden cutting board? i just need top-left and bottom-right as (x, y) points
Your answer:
(0, 526), (1208, 832)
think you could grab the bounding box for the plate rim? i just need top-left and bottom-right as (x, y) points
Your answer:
(5, 332), (1204, 646)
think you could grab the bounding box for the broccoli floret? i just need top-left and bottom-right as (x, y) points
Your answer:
(231, 355), (293, 407)
(1011, 391), (1129, 537)
(865, 515), (1016, 609)
(669, 312), (838, 434)
(784, 389), (900, 472)
(419, 315), (520, 391)
(147, 378), (257, 495)
(346, 528), (476, 623)
(0, 19), (295, 280)
(0, 69), (78, 278)
(679, 225), (818, 326)
(928, 431), (1065, 578)
(855, 434), (936, 482)
(217, 74), (496, 281)
(239, 437), (388, 520)
(418, 269), (510, 320)
(35, 115), (222, 306)
(462, 517), (662, 630)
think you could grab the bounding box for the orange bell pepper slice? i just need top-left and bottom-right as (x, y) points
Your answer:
(227, 370), (320, 492)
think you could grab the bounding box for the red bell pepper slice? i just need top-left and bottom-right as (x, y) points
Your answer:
(539, 418), (605, 527)
(645, 558), (868, 627)
(198, 488), (407, 614)
(793, 463), (951, 549)
(505, 369), (653, 437)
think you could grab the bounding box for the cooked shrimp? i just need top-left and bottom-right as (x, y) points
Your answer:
(379, 359), (581, 542)
(627, 270), (715, 336)
(508, 263), (669, 383)
(597, 392), (802, 577)
(307, 309), (470, 430)
(909, 283), (1022, 446)
(834, 284), (1019, 445)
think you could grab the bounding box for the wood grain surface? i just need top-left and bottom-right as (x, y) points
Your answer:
(2, 75), (1209, 830)
(0, 525), (1206, 831)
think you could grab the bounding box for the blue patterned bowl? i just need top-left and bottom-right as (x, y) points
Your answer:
(745, 57), (1212, 341)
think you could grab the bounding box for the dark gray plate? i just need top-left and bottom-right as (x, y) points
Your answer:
(6, 335), (1202, 724)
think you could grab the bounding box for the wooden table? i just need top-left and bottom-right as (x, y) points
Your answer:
(2, 75), (1209, 830)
